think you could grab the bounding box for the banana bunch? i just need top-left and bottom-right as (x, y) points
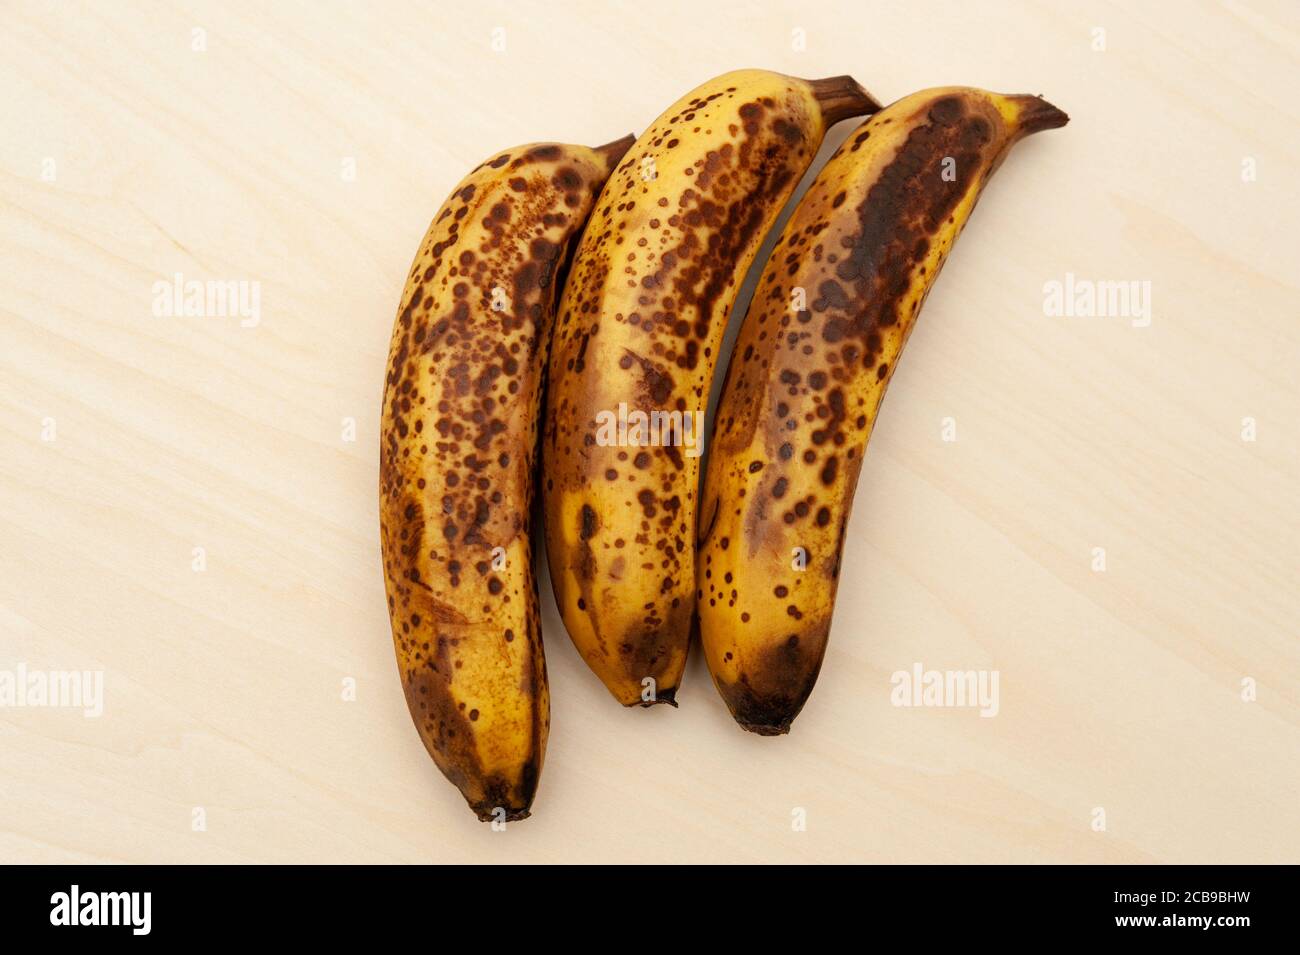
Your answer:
(542, 69), (879, 706)
(697, 88), (1068, 734)
(382, 74), (1065, 820)
(380, 137), (631, 821)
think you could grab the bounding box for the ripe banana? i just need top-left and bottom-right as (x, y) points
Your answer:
(698, 88), (1068, 734)
(380, 135), (632, 820)
(543, 69), (879, 706)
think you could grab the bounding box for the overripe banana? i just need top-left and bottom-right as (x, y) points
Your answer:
(380, 136), (632, 820)
(543, 69), (879, 706)
(698, 88), (1068, 734)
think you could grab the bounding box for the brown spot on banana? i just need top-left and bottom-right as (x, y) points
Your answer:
(699, 88), (1067, 735)
(542, 70), (880, 707)
(380, 134), (633, 821)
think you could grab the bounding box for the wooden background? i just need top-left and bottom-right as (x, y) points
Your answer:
(1, 0), (1296, 863)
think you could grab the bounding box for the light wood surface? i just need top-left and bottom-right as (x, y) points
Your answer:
(1, 0), (1296, 864)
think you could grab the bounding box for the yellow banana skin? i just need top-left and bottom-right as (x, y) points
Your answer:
(380, 136), (632, 820)
(698, 88), (1068, 734)
(543, 70), (879, 707)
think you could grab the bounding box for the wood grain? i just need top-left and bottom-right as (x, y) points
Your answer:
(0, 0), (1296, 863)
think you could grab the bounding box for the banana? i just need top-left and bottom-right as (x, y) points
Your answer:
(698, 88), (1068, 734)
(543, 70), (879, 706)
(380, 135), (632, 820)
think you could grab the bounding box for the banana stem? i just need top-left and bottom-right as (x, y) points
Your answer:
(593, 133), (637, 168)
(1008, 95), (1070, 135)
(808, 75), (882, 124)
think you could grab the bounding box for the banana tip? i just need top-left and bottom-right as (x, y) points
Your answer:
(593, 133), (637, 169)
(629, 686), (678, 708)
(738, 718), (792, 737)
(809, 74), (883, 125)
(472, 804), (532, 823)
(1010, 94), (1069, 134)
